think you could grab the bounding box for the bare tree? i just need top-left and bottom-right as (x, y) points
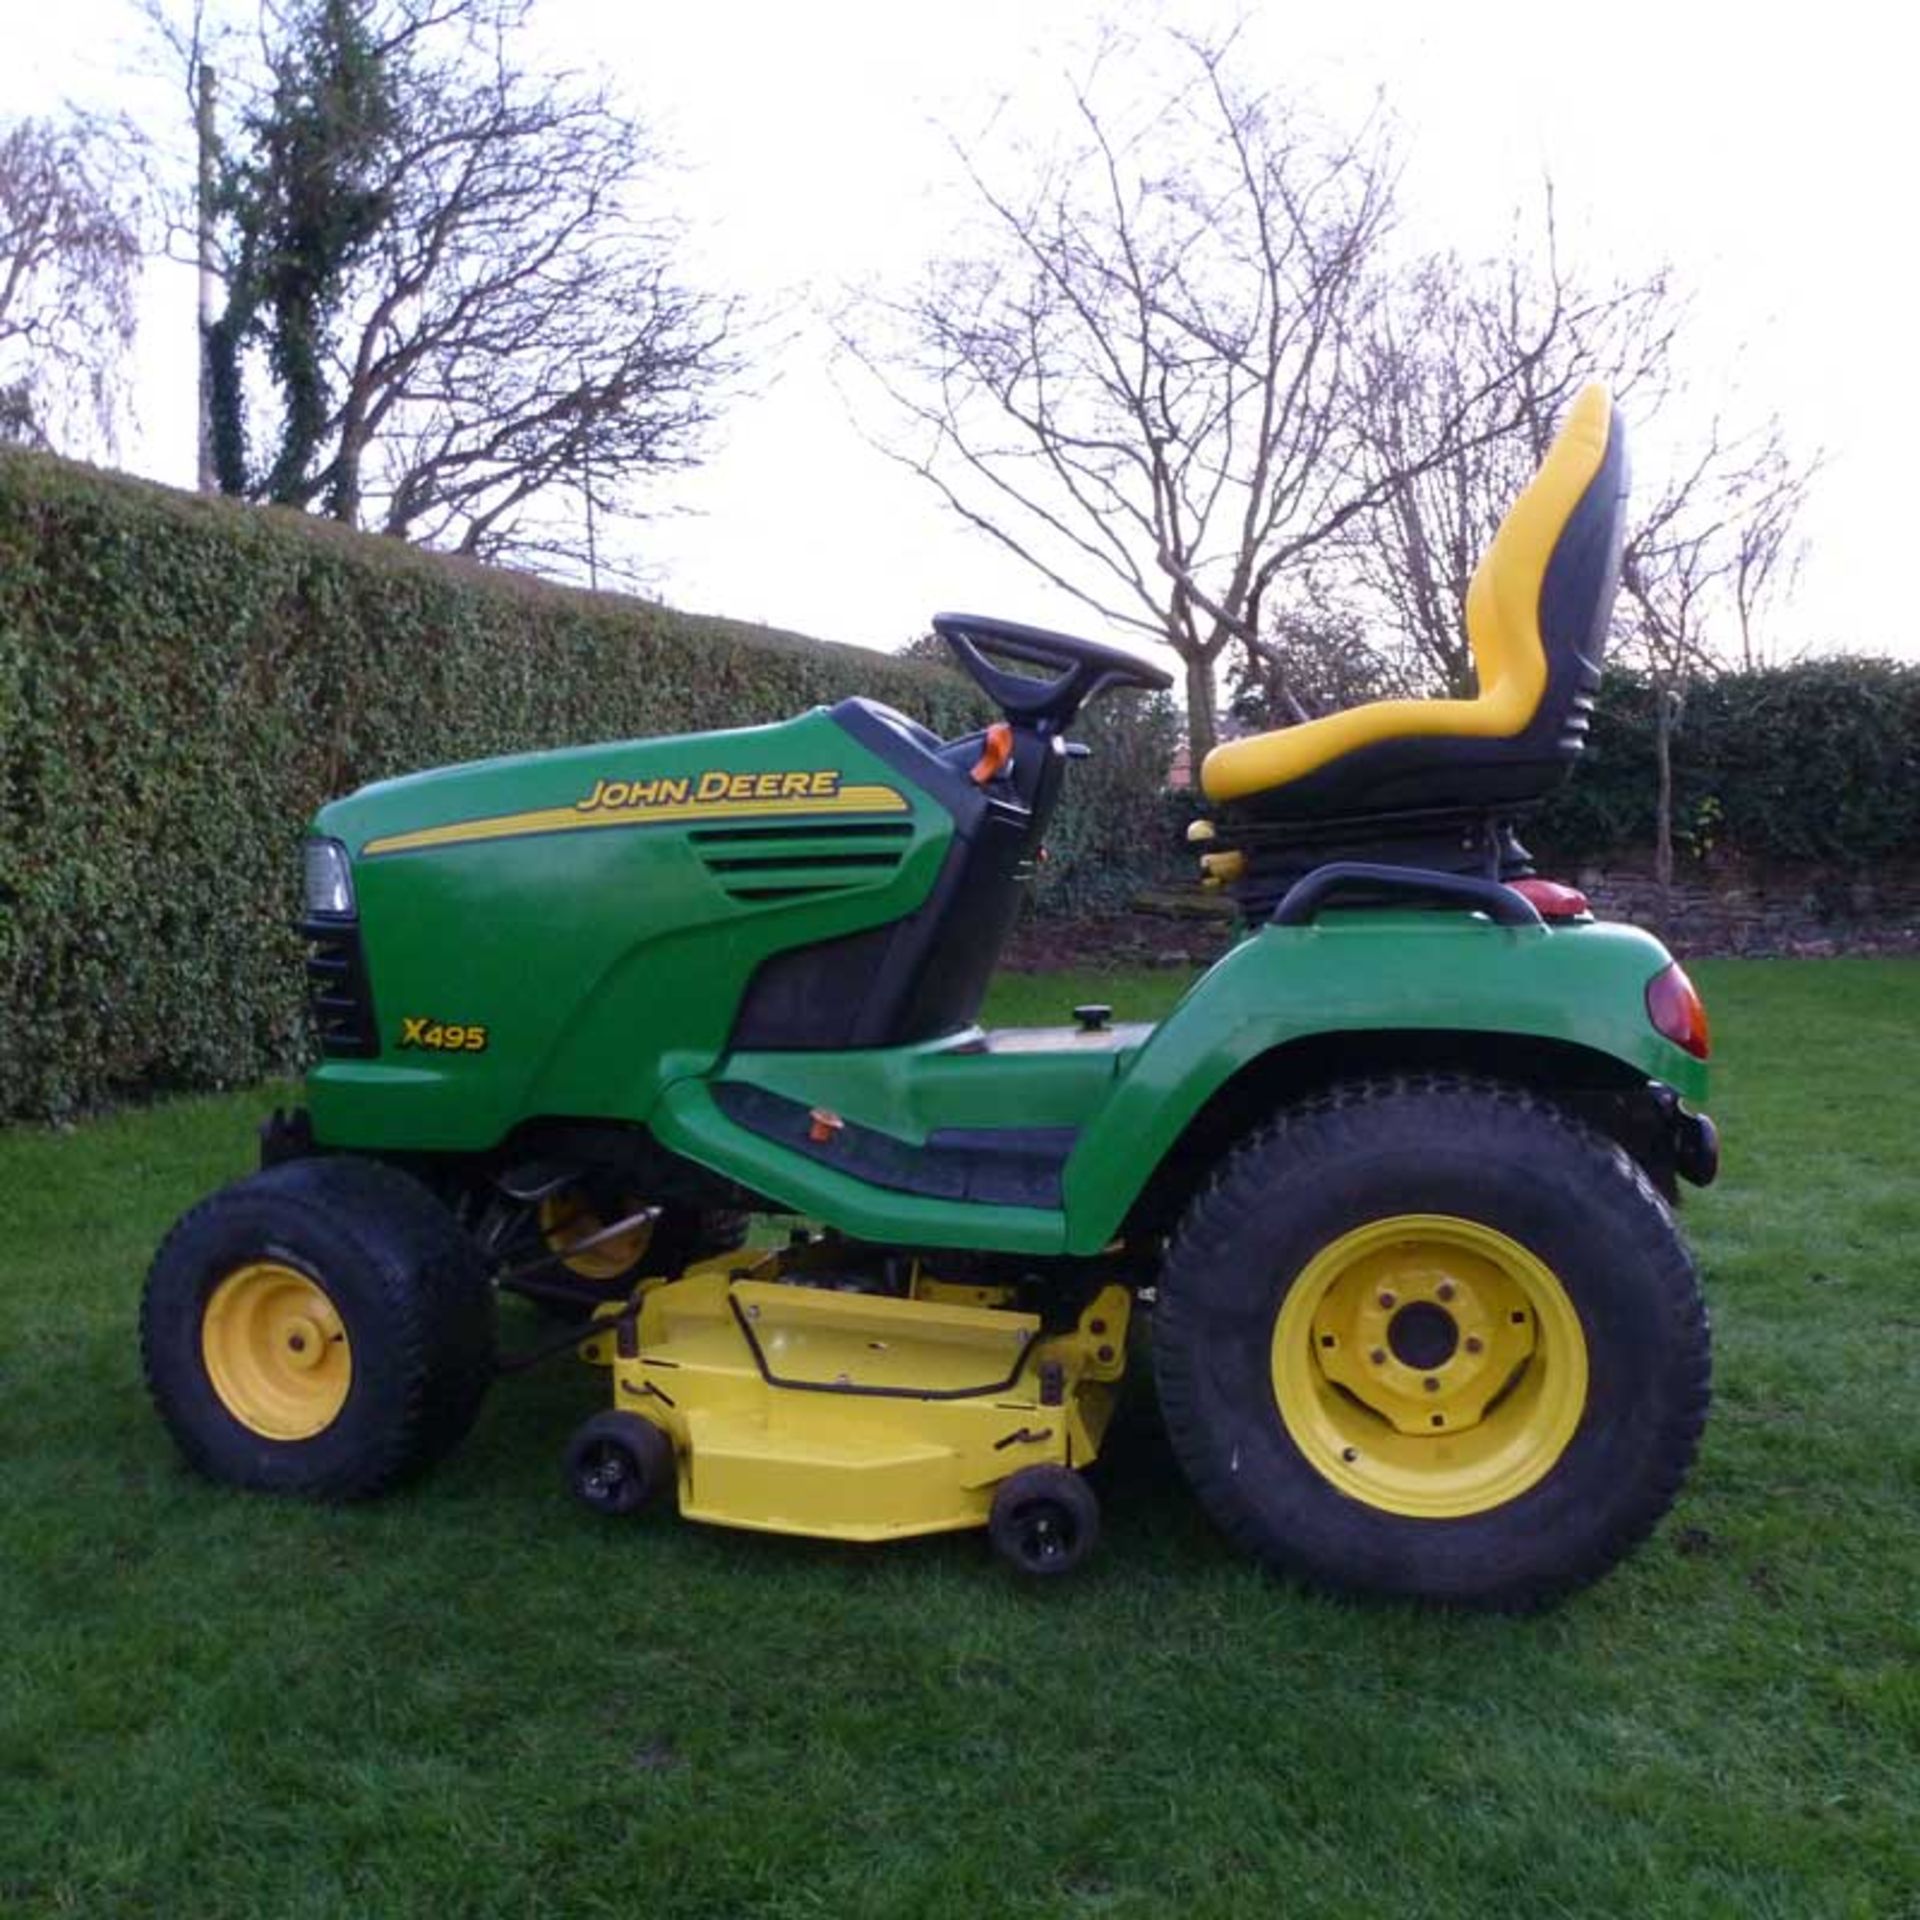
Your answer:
(848, 30), (1575, 761)
(1227, 587), (1419, 727)
(0, 116), (144, 454)
(1618, 419), (1813, 918)
(848, 32), (1392, 761)
(1728, 438), (1813, 670)
(163, 0), (736, 574)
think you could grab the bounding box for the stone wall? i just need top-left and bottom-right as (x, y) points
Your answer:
(1102, 856), (1920, 964)
(1571, 856), (1920, 956)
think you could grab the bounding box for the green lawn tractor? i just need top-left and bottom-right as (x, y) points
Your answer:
(142, 382), (1719, 1607)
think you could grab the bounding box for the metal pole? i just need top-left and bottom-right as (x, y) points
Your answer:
(196, 61), (219, 494)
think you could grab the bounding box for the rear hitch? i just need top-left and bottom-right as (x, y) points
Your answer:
(1651, 1083), (1720, 1188)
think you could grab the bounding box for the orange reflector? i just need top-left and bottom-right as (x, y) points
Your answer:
(970, 722), (1013, 785)
(1646, 963), (1710, 1059)
(807, 1107), (845, 1145)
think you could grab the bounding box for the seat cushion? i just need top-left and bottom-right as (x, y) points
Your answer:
(1200, 386), (1623, 816)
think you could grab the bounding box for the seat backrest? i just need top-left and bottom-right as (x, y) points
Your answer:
(1465, 382), (1629, 754)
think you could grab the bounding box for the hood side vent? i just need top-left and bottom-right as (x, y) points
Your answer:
(691, 820), (913, 903)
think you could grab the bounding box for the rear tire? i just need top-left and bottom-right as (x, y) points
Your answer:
(1153, 1077), (1709, 1609)
(142, 1156), (496, 1500)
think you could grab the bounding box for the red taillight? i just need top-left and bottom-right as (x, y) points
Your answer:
(1646, 962), (1710, 1059)
(1509, 877), (1590, 920)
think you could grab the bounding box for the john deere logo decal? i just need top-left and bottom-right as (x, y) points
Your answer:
(576, 769), (847, 813)
(361, 770), (907, 858)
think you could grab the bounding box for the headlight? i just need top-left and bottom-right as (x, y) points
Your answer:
(302, 837), (356, 918)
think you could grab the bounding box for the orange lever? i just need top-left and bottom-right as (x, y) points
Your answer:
(969, 722), (1013, 785)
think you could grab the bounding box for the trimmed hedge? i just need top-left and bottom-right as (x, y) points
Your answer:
(10, 448), (1905, 1122)
(1533, 660), (1920, 868)
(0, 453), (1033, 1119)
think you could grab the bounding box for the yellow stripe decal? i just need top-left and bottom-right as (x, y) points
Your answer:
(361, 784), (911, 858)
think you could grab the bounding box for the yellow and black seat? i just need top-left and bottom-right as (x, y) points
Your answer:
(1204, 383), (1628, 828)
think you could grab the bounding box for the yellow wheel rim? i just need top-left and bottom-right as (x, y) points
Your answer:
(202, 1262), (353, 1440)
(539, 1192), (652, 1284)
(1271, 1215), (1588, 1519)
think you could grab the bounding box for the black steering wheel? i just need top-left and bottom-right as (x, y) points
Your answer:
(932, 612), (1173, 731)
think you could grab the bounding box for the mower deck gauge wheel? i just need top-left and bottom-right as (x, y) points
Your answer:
(988, 1465), (1100, 1576)
(566, 1410), (676, 1518)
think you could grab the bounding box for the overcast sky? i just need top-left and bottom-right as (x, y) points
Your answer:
(6, 0), (1915, 661)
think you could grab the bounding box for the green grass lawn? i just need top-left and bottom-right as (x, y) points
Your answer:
(3, 959), (1917, 1918)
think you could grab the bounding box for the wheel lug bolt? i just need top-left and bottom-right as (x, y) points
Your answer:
(1465, 1336), (1483, 1354)
(1341, 1447), (1358, 1463)
(1369, 1348), (1386, 1365)
(1437, 1282), (1456, 1302)
(1423, 1376), (1440, 1392)
(1377, 1291), (1397, 1309)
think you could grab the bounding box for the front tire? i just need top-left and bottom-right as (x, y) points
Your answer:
(142, 1156), (496, 1500)
(1152, 1078), (1710, 1609)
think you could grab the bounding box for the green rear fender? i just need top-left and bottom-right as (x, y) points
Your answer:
(1057, 914), (1707, 1255)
